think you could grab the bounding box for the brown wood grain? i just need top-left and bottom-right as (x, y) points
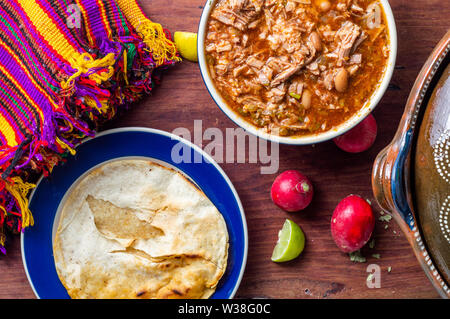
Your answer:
(0, 0), (449, 299)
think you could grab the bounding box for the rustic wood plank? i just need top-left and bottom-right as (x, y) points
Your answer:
(1, 0), (448, 299)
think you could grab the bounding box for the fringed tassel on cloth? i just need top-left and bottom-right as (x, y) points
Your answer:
(116, 0), (181, 67)
(0, 177), (35, 254)
(0, 0), (179, 253)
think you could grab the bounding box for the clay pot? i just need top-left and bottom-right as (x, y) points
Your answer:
(372, 31), (450, 298)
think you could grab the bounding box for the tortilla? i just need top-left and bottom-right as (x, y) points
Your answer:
(53, 159), (229, 299)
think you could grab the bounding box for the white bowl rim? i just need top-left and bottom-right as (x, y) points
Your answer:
(197, 0), (398, 145)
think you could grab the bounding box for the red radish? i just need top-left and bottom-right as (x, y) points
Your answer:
(331, 195), (375, 253)
(333, 114), (377, 153)
(271, 170), (313, 212)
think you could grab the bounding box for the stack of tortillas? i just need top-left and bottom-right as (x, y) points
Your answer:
(53, 159), (229, 299)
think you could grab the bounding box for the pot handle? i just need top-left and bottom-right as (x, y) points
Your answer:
(390, 129), (415, 230)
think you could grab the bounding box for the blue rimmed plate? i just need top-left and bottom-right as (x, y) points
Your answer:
(21, 127), (247, 299)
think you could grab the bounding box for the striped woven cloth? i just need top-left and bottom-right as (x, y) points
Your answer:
(0, 0), (180, 253)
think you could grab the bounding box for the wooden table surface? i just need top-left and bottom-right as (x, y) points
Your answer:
(1, 0), (449, 299)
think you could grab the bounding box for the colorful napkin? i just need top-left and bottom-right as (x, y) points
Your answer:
(0, 0), (180, 253)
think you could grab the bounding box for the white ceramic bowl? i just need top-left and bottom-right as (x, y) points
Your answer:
(198, 0), (397, 145)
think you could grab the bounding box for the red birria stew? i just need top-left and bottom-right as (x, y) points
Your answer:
(205, 0), (390, 136)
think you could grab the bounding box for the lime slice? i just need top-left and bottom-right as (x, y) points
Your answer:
(271, 219), (305, 262)
(174, 31), (198, 62)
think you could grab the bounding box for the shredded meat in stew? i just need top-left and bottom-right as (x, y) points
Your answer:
(205, 0), (389, 136)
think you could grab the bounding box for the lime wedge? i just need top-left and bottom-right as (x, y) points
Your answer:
(174, 31), (198, 62)
(271, 219), (305, 262)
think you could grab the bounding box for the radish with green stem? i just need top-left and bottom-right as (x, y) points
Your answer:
(271, 170), (314, 212)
